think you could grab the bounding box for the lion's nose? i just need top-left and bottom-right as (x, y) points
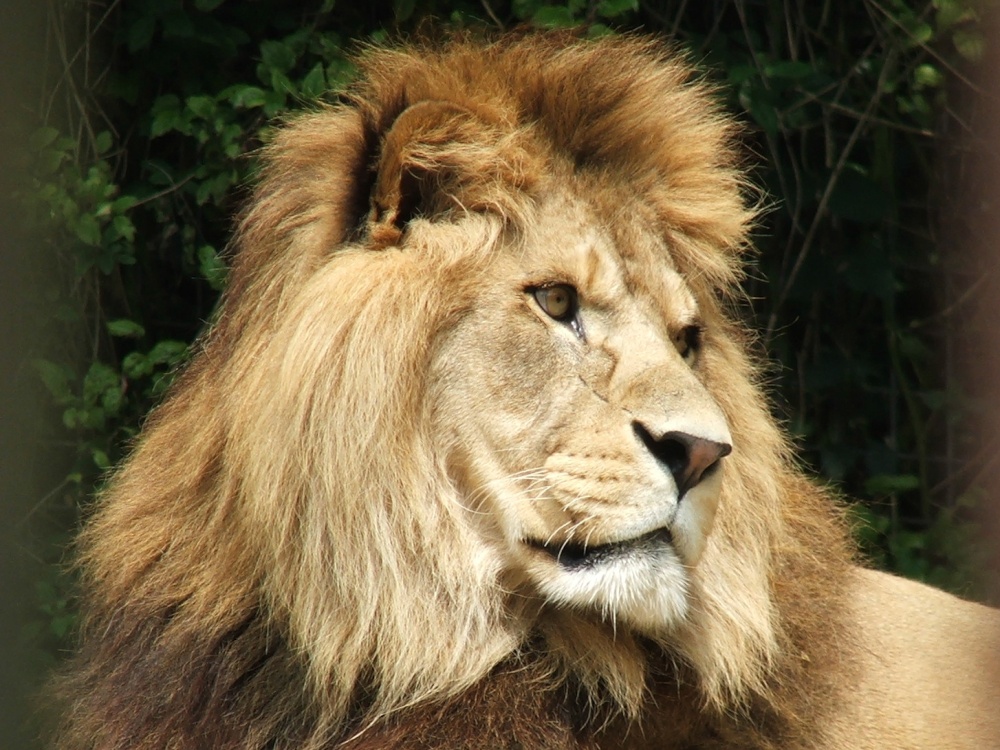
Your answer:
(633, 424), (732, 498)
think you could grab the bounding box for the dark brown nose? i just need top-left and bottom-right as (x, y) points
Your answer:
(634, 424), (732, 498)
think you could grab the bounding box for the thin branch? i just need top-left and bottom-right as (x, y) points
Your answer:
(130, 172), (197, 208)
(669, 0), (690, 39)
(766, 50), (897, 341)
(866, 0), (983, 95)
(479, 0), (504, 30)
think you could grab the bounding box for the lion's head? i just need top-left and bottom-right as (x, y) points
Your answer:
(435, 188), (733, 622)
(64, 33), (851, 747)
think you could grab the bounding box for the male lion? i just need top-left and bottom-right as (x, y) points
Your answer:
(58, 33), (1000, 749)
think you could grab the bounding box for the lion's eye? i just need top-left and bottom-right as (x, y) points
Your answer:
(677, 324), (702, 359)
(533, 284), (578, 323)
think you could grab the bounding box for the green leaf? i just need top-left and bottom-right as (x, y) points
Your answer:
(262, 89), (287, 117)
(81, 406), (106, 431)
(300, 63), (327, 99)
(186, 95), (215, 120)
(149, 95), (182, 137)
(198, 244), (229, 291)
(111, 195), (138, 213)
(912, 22), (934, 46)
(162, 12), (195, 39)
(229, 85), (267, 108)
(393, 0), (416, 22)
(748, 99), (779, 135)
(30, 126), (61, 151)
(270, 70), (296, 96)
(938, 0), (970, 27)
(597, 0), (637, 18)
(34, 359), (74, 404)
(122, 352), (151, 379)
(150, 94), (181, 115)
(865, 474), (921, 496)
(109, 215), (136, 243)
(94, 131), (114, 155)
(62, 407), (81, 430)
(51, 614), (76, 639)
(102, 384), (124, 414)
(35, 148), (65, 176)
(35, 580), (57, 605)
(147, 340), (189, 367)
(532, 6), (576, 28)
(587, 23), (613, 39)
(83, 362), (119, 406)
(127, 16), (156, 52)
(512, 0), (543, 20)
(194, 170), (235, 205)
(727, 64), (755, 86)
(764, 60), (815, 80)
(260, 40), (295, 73)
(106, 319), (146, 338)
(75, 213), (102, 247)
(913, 63), (943, 88)
(953, 28), (984, 61)
(325, 58), (355, 89)
(112, 245), (137, 267)
(91, 448), (111, 471)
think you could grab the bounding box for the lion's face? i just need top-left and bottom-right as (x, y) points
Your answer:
(429, 192), (732, 633)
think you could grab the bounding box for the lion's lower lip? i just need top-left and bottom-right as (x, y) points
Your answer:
(526, 527), (673, 569)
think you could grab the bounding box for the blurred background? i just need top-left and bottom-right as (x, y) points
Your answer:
(4, 0), (998, 746)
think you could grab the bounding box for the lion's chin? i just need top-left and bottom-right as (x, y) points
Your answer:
(524, 531), (690, 632)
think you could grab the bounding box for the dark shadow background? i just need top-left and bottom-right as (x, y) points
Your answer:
(1, 2), (55, 746)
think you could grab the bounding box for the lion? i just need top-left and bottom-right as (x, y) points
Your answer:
(56, 33), (1000, 749)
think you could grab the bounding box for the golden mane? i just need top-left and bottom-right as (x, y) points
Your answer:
(58, 33), (876, 750)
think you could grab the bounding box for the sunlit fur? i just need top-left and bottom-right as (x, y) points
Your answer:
(56, 33), (1000, 750)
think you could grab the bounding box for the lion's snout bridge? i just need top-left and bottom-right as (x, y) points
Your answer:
(633, 423), (732, 498)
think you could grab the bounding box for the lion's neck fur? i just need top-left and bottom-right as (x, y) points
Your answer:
(58, 322), (854, 749)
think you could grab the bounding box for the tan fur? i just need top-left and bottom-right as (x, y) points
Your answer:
(56, 33), (1000, 749)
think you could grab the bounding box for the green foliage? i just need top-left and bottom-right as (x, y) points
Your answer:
(676, 0), (988, 590)
(24, 0), (992, 683)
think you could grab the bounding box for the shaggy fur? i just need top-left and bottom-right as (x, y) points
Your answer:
(55, 33), (999, 750)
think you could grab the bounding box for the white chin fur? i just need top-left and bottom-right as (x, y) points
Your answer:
(530, 547), (689, 633)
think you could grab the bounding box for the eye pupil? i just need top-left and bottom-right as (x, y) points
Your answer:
(534, 284), (576, 321)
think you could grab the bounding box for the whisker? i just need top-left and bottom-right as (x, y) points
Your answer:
(543, 519), (577, 547)
(554, 515), (590, 561)
(462, 466), (549, 510)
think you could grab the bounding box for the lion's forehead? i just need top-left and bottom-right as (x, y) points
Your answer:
(518, 191), (699, 327)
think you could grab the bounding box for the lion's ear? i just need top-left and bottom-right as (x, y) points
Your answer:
(368, 100), (529, 247)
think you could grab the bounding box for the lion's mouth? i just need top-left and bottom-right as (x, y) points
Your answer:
(526, 527), (673, 569)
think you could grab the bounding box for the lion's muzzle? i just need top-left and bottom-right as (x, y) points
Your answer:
(633, 424), (732, 499)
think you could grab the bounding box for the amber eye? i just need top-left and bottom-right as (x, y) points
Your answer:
(533, 284), (578, 322)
